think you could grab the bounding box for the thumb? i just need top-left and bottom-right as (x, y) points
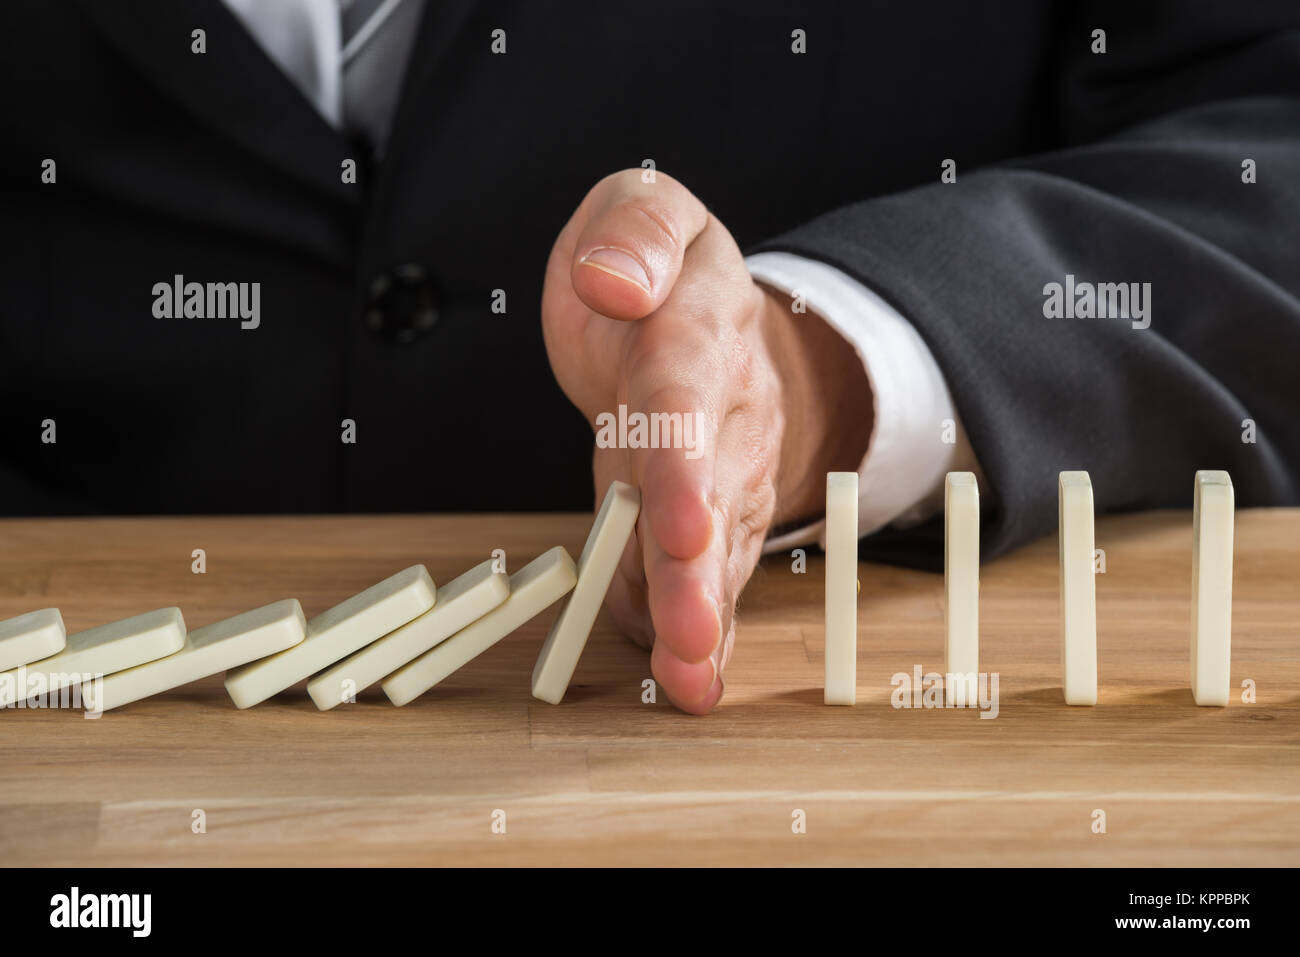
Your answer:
(569, 169), (710, 321)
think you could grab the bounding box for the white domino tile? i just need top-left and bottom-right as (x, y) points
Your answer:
(1059, 471), (1097, 705)
(87, 599), (306, 713)
(225, 565), (435, 709)
(532, 481), (641, 705)
(0, 608), (66, 672)
(824, 471), (858, 705)
(383, 546), (576, 706)
(944, 472), (980, 705)
(1191, 470), (1234, 707)
(308, 559), (509, 711)
(0, 607), (185, 708)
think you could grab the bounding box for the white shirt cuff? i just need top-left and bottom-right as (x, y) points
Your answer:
(745, 251), (982, 553)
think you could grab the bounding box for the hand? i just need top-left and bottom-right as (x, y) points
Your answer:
(542, 169), (871, 713)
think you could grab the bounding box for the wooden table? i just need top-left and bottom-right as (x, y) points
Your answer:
(0, 510), (1296, 866)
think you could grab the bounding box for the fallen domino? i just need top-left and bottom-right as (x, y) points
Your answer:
(225, 565), (434, 709)
(308, 559), (509, 711)
(1191, 470), (1233, 706)
(944, 472), (979, 705)
(0, 607), (185, 708)
(86, 600), (306, 712)
(532, 480), (640, 704)
(383, 546), (576, 706)
(824, 471), (858, 705)
(1058, 471), (1097, 705)
(0, 608), (66, 672)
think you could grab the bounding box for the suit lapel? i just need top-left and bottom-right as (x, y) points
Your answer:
(72, 0), (356, 205)
(379, 0), (480, 170)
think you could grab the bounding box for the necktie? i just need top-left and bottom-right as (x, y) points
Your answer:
(340, 0), (427, 155)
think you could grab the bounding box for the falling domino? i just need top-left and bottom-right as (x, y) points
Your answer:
(85, 600), (307, 713)
(0, 607), (185, 708)
(1191, 470), (1234, 707)
(383, 546), (577, 706)
(825, 471), (858, 705)
(225, 565), (435, 709)
(307, 559), (509, 711)
(531, 481), (641, 705)
(0, 608), (66, 673)
(944, 472), (979, 705)
(1059, 471), (1097, 705)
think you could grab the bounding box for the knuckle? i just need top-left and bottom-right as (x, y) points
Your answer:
(640, 383), (719, 426)
(729, 499), (771, 579)
(733, 493), (775, 569)
(614, 201), (684, 254)
(749, 441), (781, 494)
(622, 325), (676, 377)
(596, 168), (700, 238)
(726, 334), (758, 391)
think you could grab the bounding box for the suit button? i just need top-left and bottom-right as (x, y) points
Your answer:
(365, 264), (439, 343)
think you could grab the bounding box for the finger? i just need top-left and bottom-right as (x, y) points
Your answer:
(569, 169), (710, 321)
(643, 522), (727, 664)
(714, 491), (770, 672)
(642, 404), (777, 666)
(629, 383), (720, 562)
(717, 617), (737, 672)
(652, 637), (723, 714)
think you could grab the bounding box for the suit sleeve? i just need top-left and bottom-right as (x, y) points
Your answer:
(752, 0), (1300, 567)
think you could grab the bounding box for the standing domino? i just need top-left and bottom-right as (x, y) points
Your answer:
(532, 481), (641, 704)
(0, 609), (66, 672)
(1058, 471), (1097, 706)
(308, 560), (509, 710)
(944, 472), (979, 705)
(1191, 470), (1234, 707)
(825, 471), (858, 706)
(87, 600), (307, 712)
(0, 608), (185, 708)
(383, 547), (576, 706)
(225, 565), (435, 709)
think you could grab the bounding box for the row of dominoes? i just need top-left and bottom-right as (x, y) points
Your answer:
(0, 483), (643, 713)
(824, 469), (1236, 707)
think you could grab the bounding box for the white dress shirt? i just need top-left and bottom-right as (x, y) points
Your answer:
(746, 253), (981, 550)
(220, 0), (982, 547)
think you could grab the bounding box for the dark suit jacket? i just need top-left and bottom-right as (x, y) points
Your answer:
(3, 0), (1298, 567)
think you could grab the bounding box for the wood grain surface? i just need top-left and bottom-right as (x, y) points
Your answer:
(0, 509), (1296, 866)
